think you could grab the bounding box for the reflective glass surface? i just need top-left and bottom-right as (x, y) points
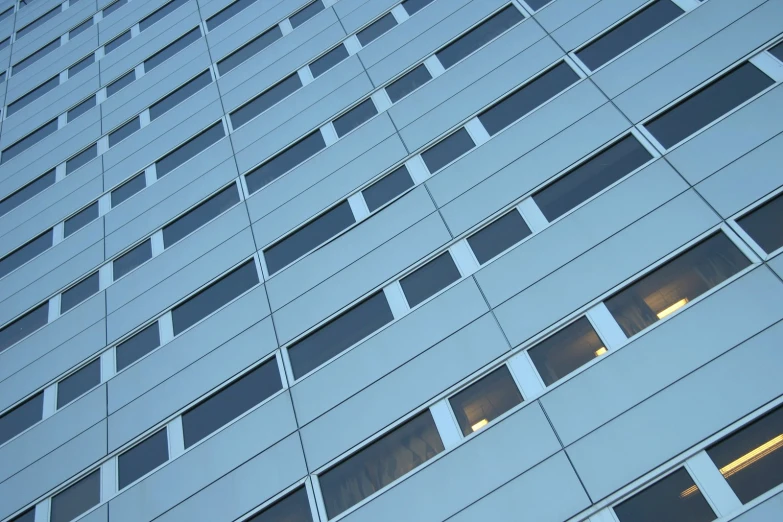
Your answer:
(163, 184), (240, 247)
(357, 13), (397, 46)
(435, 6), (523, 69)
(113, 240), (152, 280)
(50, 470), (100, 522)
(614, 468), (715, 522)
(400, 252), (461, 307)
(0, 392), (43, 445)
(467, 210), (531, 264)
(0, 229), (53, 278)
(156, 122), (225, 177)
(118, 428), (169, 489)
(111, 172), (146, 207)
(0, 303), (48, 353)
(333, 99), (378, 137)
(362, 166), (414, 212)
(0, 169), (55, 217)
(64, 202), (99, 237)
(57, 359), (100, 409)
(449, 366), (523, 436)
(528, 316), (606, 386)
(421, 128), (474, 173)
(737, 192), (783, 254)
(115, 323), (160, 371)
(245, 131), (325, 194)
(230, 73), (301, 128)
(60, 272), (99, 313)
(385, 64), (432, 103)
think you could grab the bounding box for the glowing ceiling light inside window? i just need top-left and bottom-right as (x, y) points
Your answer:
(656, 298), (688, 319)
(594, 347), (607, 357)
(719, 434), (783, 479)
(471, 419), (488, 432)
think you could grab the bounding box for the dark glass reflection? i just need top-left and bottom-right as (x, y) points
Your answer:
(57, 359), (100, 409)
(113, 240), (152, 280)
(17, 6), (60, 39)
(357, 13), (397, 46)
(288, 292), (393, 379)
(0, 303), (48, 353)
(103, 0), (127, 17)
(105, 30), (131, 54)
(264, 201), (355, 275)
(645, 62), (773, 149)
(401, 0), (435, 16)
(69, 55), (95, 78)
(605, 232), (751, 338)
(467, 210), (531, 264)
(770, 42), (783, 63)
(67, 95), (96, 122)
(150, 70), (212, 121)
(230, 73), (302, 128)
(435, 6), (524, 69)
(0, 7), (13, 23)
(246, 487), (313, 522)
(163, 184), (240, 247)
(449, 366), (523, 436)
(111, 172), (146, 207)
(8, 76), (59, 116)
(144, 27), (201, 72)
(109, 117), (141, 147)
(118, 428), (169, 489)
(320, 410), (444, 518)
(13, 39), (60, 73)
(309, 44), (348, 78)
(106, 71), (135, 97)
(244, 131), (326, 194)
(614, 468), (715, 522)
(533, 135), (652, 222)
(115, 323), (161, 371)
(400, 252), (461, 307)
(66, 144), (97, 174)
(385, 64), (432, 103)
(156, 122), (225, 177)
(290, 0), (324, 28)
(362, 166), (414, 212)
(738, 193), (783, 254)
(525, 0), (554, 9)
(0, 392), (43, 445)
(207, 0), (258, 30)
(707, 405), (783, 504)
(217, 25), (282, 75)
(528, 316), (606, 386)
(69, 18), (93, 39)
(9, 507), (35, 522)
(50, 470), (100, 522)
(2, 119), (58, 163)
(139, 0), (189, 31)
(64, 202), (99, 237)
(182, 358), (282, 447)
(61, 272), (99, 313)
(0, 169), (55, 218)
(0, 229), (53, 278)
(421, 128), (474, 173)
(333, 99), (378, 137)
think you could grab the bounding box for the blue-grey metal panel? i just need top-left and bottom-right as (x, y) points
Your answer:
(768, 253), (783, 280)
(733, 490), (783, 522)
(98, 0), (172, 43)
(7, 36), (96, 95)
(13, 2), (94, 54)
(550, 0), (648, 52)
(534, 0), (601, 33)
(336, 0), (396, 35)
(79, 503), (108, 522)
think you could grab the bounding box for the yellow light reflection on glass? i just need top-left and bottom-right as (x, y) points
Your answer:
(594, 347), (607, 357)
(471, 419), (488, 432)
(656, 298), (689, 319)
(719, 434), (783, 479)
(679, 485), (699, 498)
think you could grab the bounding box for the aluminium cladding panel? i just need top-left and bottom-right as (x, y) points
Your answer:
(533, 0), (604, 33)
(16, 0), (62, 25)
(107, 317), (277, 450)
(78, 504), (108, 522)
(6, 34), (97, 94)
(566, 304), (783, 501)
(335, 0), (397, 35)
(492, 190), (720, 347)
(108, 394), (298, 522)
(299, 311), (507, 470)
(205, 0), (308, 54)
(0, 420), (107, 520)
(98, 0), (181, 43)
(768, 254), (783, 282)
(12, 1), (95, 54)
(548, 0), (649, 52)
(339, 402), (562, 522)
(733, 492), (783, 522)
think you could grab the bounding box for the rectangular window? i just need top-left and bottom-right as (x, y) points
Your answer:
(207, 0), (258, 30)
(0, 169), (56, 218)
(605, 232), (751, 338)
(357, 13), (397, 47)
(614, 468), (715, 522)
(150, 70), (212, 121)
(435, 6), (524, 69)
(111, 172), (146, 206)
(50, 470), (100, 522)
(449, 366), (523, 436)
(0, 392), (43, 445)
(478, 61), (579, 136)
(104, 30), (131, 55)
(246, 487), (312, 522)
(67, 96), (96, 122)
(7, 76), (59, 116)
(108, 117), (140, 147)
(533, 135), (653, 222)
(230, 72), (302, 128)
(64, 202), (99, 237)
(144, 27), (202, 72)
(319, 410), (444, 518)
(0, 71), (5, 83)
(576, 0), (683, 71)
(737, 193), (783, 255)
(163, 184), (240, 248)
(244, 130), (326, 194)
(0, 37), (8, 51)
(0, 303), (49, 353)
(770, 42), (783, 63)
(156, 122), (225, 177)
(525, 0), (553, 9)
(181, 358), (282, 448)
(9, 508), (34, 522)
(113, 239), (152, 280)
(116, 323), (160, 371)
(60, 272), (99, 313)
(528, 316), (607, 386)
(66, 144), (98, 174)
(385, 64), (432, 103)
(0, 229), (53, 278)
(421, 128), (474, 173)
(309, 44), (348, 78)
(467, 210), (531, 264)
(400, 252), (461, 307)
(401, 0), (435, 16)
(289, 0), (323, 29)
(646, 62), (774, 149)
(69, 55), (95, 78)
(139, 0), (189, 31)
(264, 201), (355, 275)
(287, 292), (394, 379)
(57, 359), (100, 409)
(0, 6), (13, 22)
(106, 70), (135, 97)
(118, 428), (168, 489)
(217, 25), (282, 75)
(362, 165), (414, 212)
(69, 18), (93, 39)
(171, 260), (259, 335)
(333, 99), (378, 137)
(17, 5), (60, 38)
(2, 119), (58, 163)
(103, 0), (127, 17)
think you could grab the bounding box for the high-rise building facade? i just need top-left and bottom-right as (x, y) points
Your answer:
(1, 0), (783, 520)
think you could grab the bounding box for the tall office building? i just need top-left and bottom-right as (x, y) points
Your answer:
(1, 0), (783, 520)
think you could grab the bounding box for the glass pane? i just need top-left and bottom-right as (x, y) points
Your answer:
(288, 292), (393, 379)
(357, 13), (397, 46)
(144, 27), (201, 72)
(69, 18), (93, 39)
(66, 144), (97, 174)
(290, 0), (324, 29)
(67, 95), (96, 122)
(50, 470), (100, 522)
(244, 130), (325, 194)
(0, 303), (49, 353)
(333, 99), (378, 137)
(435, 6), (524, 69)
(163, 184), (240, 247)
(614, 468), (716, 522)
(309, 44), (348, 78)
(2, 119), (58, 163)
(103, 0), (127, 17)
(0, 169), (55, 218)
(0, 392), (43, 445)
(111, 172), (146, 207)
(109, 117), (140, 147)
(8, 76), (59, 116)
(707, 405), (783, 504)
(106, 71), (135, 97)
(525, 0), (553, 9)
(533, 135), (653, 221)
(118, 428), (169, 489)
(14, 39), (60, 73)
(606, 232), (751, 338)
(113, 240), (152, 280)
(737, 193), (783, 254)
(9, 507), (35, 522)
(156, 122), (225, 177)
(17, 5), (60, 39)
(230, 72), (302, 128)
(467, 210), (531, 264)
(264, 201), (355, 275)
(171, 260), (259, 335)
(0, 229), (53, 278)
(217, 25), (282, 75)
(362, 166), (414, 212)
(150, 70), (212, 121)
(320, 410), (444, 518)
(449, 366), (523, 436)
(105, 30), (131, 54)
(385, 64), (432, 103)
(61, 272), (99, 313)
(770, 42), (783, 63)
(207, 0), (258, 30)
(57, 359), (100, 409)
(421, 128), (474, 173)
(528, 316), (606, 386)
(182, 358), (282, 447)
(0, 38), (9, 51)
(0, 7), (13, 22)
(116, 323), (160, 371)
(646, 62), (773, 149)
(246, 487), (313, 522)
(401, 0), (435, 16)
(69, 55), (95, 78)
(64, 201), (99, 237)
(139, 0), (189, 31)
(400, 252), (461, 307)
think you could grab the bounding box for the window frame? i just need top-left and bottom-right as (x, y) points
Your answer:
(728, 184), (783, 261)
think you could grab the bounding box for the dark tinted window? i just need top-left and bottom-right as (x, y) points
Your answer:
(400, 252), (461, 307)
(246, 487), (313, 522)
(525, 0), (553, 8)
(309, 44), (348, 78)
(436, 6), (523, 69)
(145, 27), (201, 72)
(109, 117), (140, 147)
(230, 72), (302, 128)
(288, 292), (393, 379)
(0, 169), (55, 217)
(9, 508), (35, 522)
(70, 18), (93, 39)
(606, 232), (750, 338)
(217, 25), (282, 75)
(13, 39), (59, 73)
(401, 0), (435, 16)
(0, 37), (9, 51)
(0, 71), (5, 83)
(57, 359), (100, 409)
(2, 119), (58, 163)
(163, 184), (239, 247)
(103, 0), (127, 16)
(421, 128), (474, 173)
(362, 165), (414, 212)
(478, 61), (579, 136)
(50, 470), (100, 522)
(116, 323), (160, 371)
(182, 358), (282, 447)
(207, 0), (257, 30)
(118, 429), (169, 489)
(614, 468), (716, 522)
(156, 122), (225, 177)
(289, 0), (323, 28)
(17, 5), (60, 38)
(113, 240), (152, 280)
(0, 392), (43, 445)
(66, 144), (97, 174)
(577, 0), (683, 71)
(357, 13), (397, 46)
(64, 202), (99, 237)
(449, 366), (523, 436)
(7, 76), (59, 116)
(111, 172), (146, 206)
(244, 131), (325, 194)
(646, 62), (774, 149)
(171, 260), (259, 335)
(0, 6), (13, 22)
(139, 0), (189, 31)
(0, 229), (53, 278)
(468, 210), (531, 264)
(67, 96), (96, 122)
(738, 193), (783, 254)
(61, 272), (99, 313)
(770, 42), (783, 63)
(707, 405), (783, 504)
(69, 55), (95, 78)
(533, 135), (652, 221)
(333, 99), (378, 137)
(264, 201), (355, 274)
(0, 303), (48, 353)
(150, 70), (212, 120)
(320, 410), (444, 518)
(106, 70), (135, 97)
(528, 317), (606, 386)
(104, 30), (131, 54)
(385, 64), (432, 103)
